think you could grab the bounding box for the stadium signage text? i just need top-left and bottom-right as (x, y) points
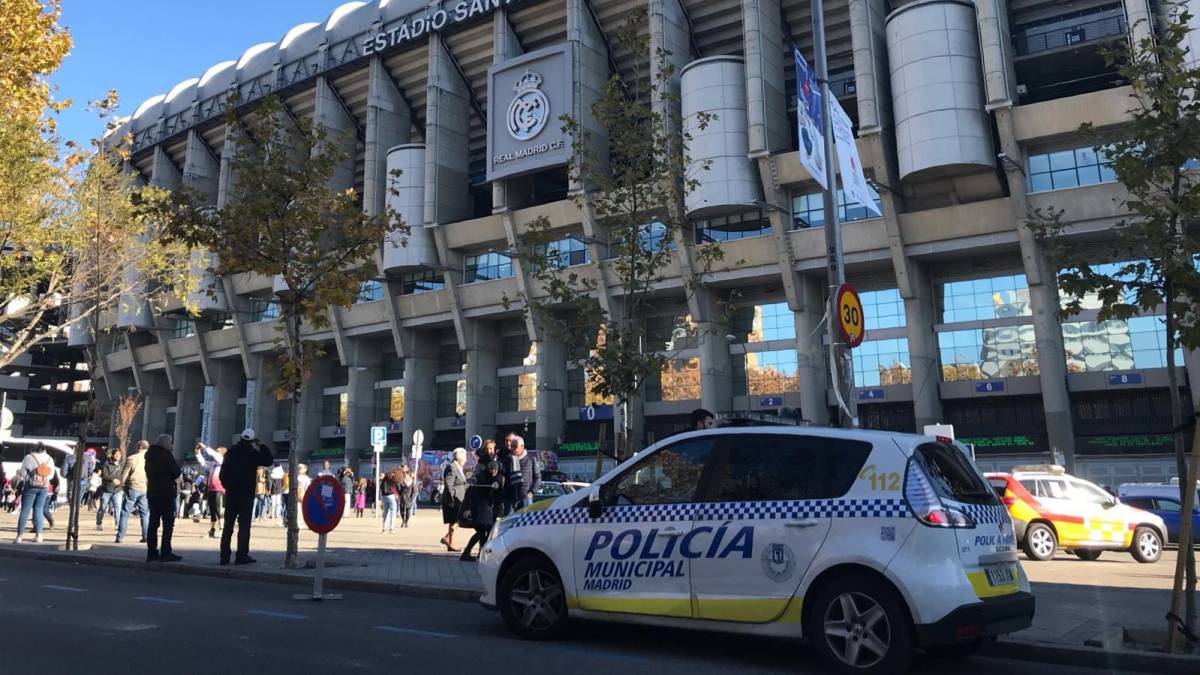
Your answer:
(363, 0), (526, 55)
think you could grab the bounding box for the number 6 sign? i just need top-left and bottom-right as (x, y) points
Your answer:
(836, 283), (866, 349)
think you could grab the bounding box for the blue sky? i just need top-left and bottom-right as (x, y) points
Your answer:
(52, 0), (347, 147)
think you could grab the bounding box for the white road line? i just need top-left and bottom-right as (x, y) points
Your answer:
(373, 625), (458, 639)
(135, 596), (183, 605)
(246, 609), (308, 620)
(41, 584), (86, 593)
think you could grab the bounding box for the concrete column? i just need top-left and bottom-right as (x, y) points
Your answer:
(995, 108), (1077, 470)
(1186, 350), (1200, 407)
(536, 339), (568, 452)
(902, 262), (943, 430)
(207, 359), (242, 448)
(343, 338), (382, 474)
(294, 360), (331, 463)
(182, 130), (220, 201)
(742, 0), (790, 155)
(1125, 0), (1156, 55)
(364, 56), (412, 218)
(246, 354), (279, 450)
(314, 76), (357, 192)
(424, 33), (473, 227)
(698, 292), (733, 415)
(174, 366), (205, 451)
(794, 276), (831, 425)
(402, 331), (438, 449)
(466, 323), (501, 444)
(849, 0), (895, 134)
(973, 0), (1018, 108)
(566, 0), (612, 188)
(139, 371), (173, 444)
(149, 145), (181, 190)
(492, 11), (524, 210)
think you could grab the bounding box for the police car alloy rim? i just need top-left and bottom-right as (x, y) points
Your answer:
(1137, 530), (1160, 559)
(1030, 528), (1055, 558)
(509, 569), (564, 631)
(823, 592), (891, 669)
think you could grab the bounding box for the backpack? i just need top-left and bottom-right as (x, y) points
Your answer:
(28, 456), (53, 489)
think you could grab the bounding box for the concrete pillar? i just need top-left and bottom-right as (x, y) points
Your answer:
(207, 359), (242, 448)
(902, 262), (943, 430)
(698, 292), (733, 415)
(795, 276), (831, 425)
(364, 56), (412, 218)
(973, 0), (1018, 108)
(424, 34), (472, 227)
(403, 331), (438, 450)
(149, 145), (181, 190)
(492, 11), (524, 210)
(182, 130), (220, 201)
(466, 323), (501, 444)
(246, 354), (280, 451)
(536, 339), (568, 452)
(294, 360), (331, 463)
(1125, 0), (1156, 55)
(566, 0), (612, 189)
(849, 0), (895, 134)
(314, 76), (357, 191)
(140, 371), (173, 444)
(742, 0), (790, 155)
(343, 338), (382, 474)
(174, 366), (205, 451)
(1186, 350), (1200, 406)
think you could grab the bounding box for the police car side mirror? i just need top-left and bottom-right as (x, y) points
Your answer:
(588, 490), (603, 519)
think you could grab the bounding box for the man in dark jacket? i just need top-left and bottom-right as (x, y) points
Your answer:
(144, 434), (182, 563)
(219, 428), (274, 565)
(95, 449), (125, 531)
(502, 435), (540, 516)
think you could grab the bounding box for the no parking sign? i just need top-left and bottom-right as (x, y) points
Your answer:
(302, 475), (345, 535)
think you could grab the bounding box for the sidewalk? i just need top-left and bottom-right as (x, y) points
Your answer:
(0, 504), (481, 601)
(1, 503), (1197, 670)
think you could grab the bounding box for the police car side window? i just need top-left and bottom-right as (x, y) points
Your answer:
(604, 438), (715, 506)
(707, 435), (871, 502)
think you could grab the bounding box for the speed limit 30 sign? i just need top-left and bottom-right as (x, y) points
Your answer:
(836, 283), (866, 348)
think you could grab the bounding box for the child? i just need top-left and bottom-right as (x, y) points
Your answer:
(354, 479), (366, 517)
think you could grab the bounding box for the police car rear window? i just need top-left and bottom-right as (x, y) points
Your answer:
(707, 435), (872, 502)
(913, 443), (998, 505)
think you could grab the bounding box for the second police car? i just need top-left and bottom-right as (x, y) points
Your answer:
(479, 427), (1035, 674)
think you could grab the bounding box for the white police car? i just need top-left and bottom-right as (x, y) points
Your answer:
(479, 427), (1035, 674)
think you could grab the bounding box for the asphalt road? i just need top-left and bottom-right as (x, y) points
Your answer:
(0, 559), (1132, 675)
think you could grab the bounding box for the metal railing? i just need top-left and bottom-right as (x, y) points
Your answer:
(1013, 13), (1127, 56)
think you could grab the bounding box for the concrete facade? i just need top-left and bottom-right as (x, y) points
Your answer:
(96, 0), (1190, 486)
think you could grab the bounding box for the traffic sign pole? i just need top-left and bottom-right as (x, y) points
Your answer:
(293, 476), (346, 601)
(812, 0), (858, 428)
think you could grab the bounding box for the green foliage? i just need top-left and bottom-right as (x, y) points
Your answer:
(514, 8), (721, 427)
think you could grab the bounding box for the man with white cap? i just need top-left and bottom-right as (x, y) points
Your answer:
(218, 428), (274, 565)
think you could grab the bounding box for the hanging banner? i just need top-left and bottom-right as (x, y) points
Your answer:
(200, 385), (214, 447)
(244, 379), (257, 431)
(793, 45), (828, 190)
(830, 97), (882, 218)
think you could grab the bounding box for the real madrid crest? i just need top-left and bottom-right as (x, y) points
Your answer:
(507, 70), (550, 142)
(761, 542), (797, 583)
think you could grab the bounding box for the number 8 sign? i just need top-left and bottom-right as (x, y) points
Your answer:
(836, 283), (866, 349)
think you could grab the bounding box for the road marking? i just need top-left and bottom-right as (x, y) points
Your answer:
(373, 625), (458, 639)
(41, 584), (86, 593)
(546, 645), (649, 663)
(246, 609), (308, 620)
(135, 596), (183, 605)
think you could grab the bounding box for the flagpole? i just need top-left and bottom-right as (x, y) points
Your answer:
(811, 0), (858, 428)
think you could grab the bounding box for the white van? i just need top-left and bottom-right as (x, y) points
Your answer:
(479, 427), (1034, 674)
(2, 437), (77, 491)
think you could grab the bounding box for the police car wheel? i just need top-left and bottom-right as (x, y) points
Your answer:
(1023, 523), (1057, 561)
(1131, 527), (1162, 564)
(1072, 549), (1101, 561)
(810, 576), (913, 675)
(498, 557), (569, 640)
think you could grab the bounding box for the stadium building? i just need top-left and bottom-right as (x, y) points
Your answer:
(89, 0), (1198, 483)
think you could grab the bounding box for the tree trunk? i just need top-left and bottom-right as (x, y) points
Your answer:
(1163, 280), (1197, 650)
(283, 308), (302, 569)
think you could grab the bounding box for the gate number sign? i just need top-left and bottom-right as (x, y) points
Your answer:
(836, 283), (866, 349)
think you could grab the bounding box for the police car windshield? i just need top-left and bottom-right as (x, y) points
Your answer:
(914, 443), (997, 505)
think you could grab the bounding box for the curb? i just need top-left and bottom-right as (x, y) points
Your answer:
(0, 546), (480, 604)
(983, 636), (1200, 674)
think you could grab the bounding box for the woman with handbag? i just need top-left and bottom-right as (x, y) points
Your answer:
(439, 448), (468, 552)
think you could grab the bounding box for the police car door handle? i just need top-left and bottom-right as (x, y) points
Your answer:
(786, 520), (820, 529)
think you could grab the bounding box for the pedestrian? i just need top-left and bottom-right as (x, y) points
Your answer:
(117, 440), (150, 544)
(399, 466), (416, 528)
(318, 460), (333, 477)
(269, 464), (283, 520)
(218, 429), (274, 565)
(254, 467), (269, 521)
(12, 443), (55, 543)
(42, 471), (58, 530)
(86, 469), (101, 510)
(95, 449), (125, 531)
(145, 434), (182, 563)
(190, 473), (206, 521)
(195, 443), (226, 538)
(440, 448), (468, 552)
(296, 463), (311, 500)
(502, 435), (541, 515)
(690, 407), (716, 431)
(380, 468), (400, 533)
(176, 468), (194, 519)
(340, 467), (354, 515)
(353, 478), (365, 517)
(460, 460), (504, 561)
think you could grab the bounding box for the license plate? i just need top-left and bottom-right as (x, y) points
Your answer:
(984, 564), (1015, 587)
